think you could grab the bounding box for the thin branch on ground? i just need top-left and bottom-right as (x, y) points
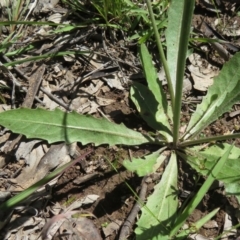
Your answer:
(2, 55), (72, 111)
(118, 176), (148, 240)
(0, 57), (45, 106)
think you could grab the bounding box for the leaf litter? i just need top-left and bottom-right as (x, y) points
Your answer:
(0, 0), (240, 239)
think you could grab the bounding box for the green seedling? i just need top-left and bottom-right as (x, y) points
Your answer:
(63, 0), (128, 25)
(63, 0), (169, 42)
(101, 222), (109, 227)
(63, 195), (78, 207)
(0, 0), (240, 239)
(5, 0), (30, 33)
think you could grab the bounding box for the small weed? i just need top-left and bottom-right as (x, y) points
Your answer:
(63, 195), (78, 207)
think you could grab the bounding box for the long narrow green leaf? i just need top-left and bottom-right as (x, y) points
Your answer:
(139, 44), (173, 137)
(4, 51), (89, 67)
(180, 132), (240, 147)
(0, 108), (153, 146)
(140, 45), (164, 107)
(135, 152), (178, 239)
(165, 0), (184, 96)
(184, 52), (240, 140)
(167, 0), (195, 144)
(176, 208), (219, 239)
(0, 21), (69, 26)
(145, 0), (174, 108)
(0, 150), (92, 210)
(170, 145), (233, 237)
(131, 82), (172, 141)
(180, 143), (240, 203)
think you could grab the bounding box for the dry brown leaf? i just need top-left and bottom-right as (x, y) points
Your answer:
(9, 143), (72, 191)
(188, 53), (219, 91)
(102, 219), (122, 238)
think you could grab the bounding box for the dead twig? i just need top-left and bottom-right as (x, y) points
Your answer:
(118, 176), (148, 240)
(1, 55), (71, 111)
(0, 58), (44, 106)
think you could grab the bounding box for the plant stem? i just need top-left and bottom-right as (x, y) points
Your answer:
(146, 0), (174, 110)
(173, 0), (195, 146)
(179, 132), (240, 147)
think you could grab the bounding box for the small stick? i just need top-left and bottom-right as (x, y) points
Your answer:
(0, 60), (44, 105)
(118, 177), (148, 240)
(2, 55), (71, 110)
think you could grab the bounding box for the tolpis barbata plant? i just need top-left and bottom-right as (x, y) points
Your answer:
(1, 0), (240, 239)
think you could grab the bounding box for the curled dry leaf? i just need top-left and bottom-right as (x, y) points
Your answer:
(221, 213), (237, 239)
(9, 143), (72, 192)
(65, 194), (99, 212)
(188, 53), (219, 91)
(42, 195), (100, 240)
(54, 217), (102, 240)
(48, 13), (63, 24)
(0, 0), (10, 7)
(203, 220), (218, 229)
(102, 219), (122, 238)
